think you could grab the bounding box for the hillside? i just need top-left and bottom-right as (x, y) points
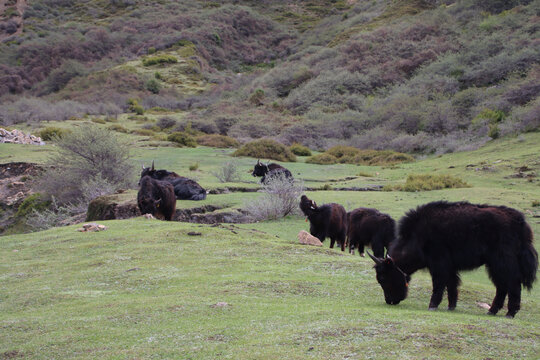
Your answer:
(1, 0), (538, 154)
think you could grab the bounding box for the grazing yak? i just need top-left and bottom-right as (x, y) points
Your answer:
(137, 176), (176, 221)
(141, 161), (207, 200)
(347, 208), (395, 258)
(299, 195), (347, 251)
(369, 201), (538, 318)
(252, 160), (293, 184)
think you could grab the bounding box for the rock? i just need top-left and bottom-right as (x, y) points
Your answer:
(0, 128), (44, 145)
(5, 191), (25, 206)
(298, 230), (323, 247)
(77, 223), (108, 232)
(142, 213), (155, 219)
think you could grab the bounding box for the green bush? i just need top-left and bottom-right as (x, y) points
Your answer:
(91, 118), (106, 124)
(142, 54), (178, 66)
(289, 143), (312, 156)
(189, 162), (199, 171)
(128, 98), (145, 115)
(196, 134), (240, 148)
(388, 174), (471, 192)
(167, 132), (197, 147)
(233, 139), (296, 162)
(39, 127), (71, 141)
(145, 79), (161, 94)
(15, 193), (51, 218)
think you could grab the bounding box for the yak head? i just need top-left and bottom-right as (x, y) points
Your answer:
(368, 251), (410, 305)
(299, 195), (317, 217)
(252, 159), (269, 177)
(138, 196), (163, 218)
(141, 160), (156, 180)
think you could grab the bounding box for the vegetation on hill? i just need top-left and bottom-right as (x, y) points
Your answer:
(0, 0), (539, 155)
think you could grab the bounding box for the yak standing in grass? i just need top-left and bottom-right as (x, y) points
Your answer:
(137, 176), (176, 221)
(369, 201), (538, 318)
(299, 195), (347, 251)
(252, 160), (293, 184)
(141, 161), (207, 200)
(347, 208), (395, 258)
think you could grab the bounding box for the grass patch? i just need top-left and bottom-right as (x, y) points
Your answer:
(387, 174), (471, 192)
(142, 54), (178, 67)
(233, 139), (297, 162)
(307, 146), (414, 166)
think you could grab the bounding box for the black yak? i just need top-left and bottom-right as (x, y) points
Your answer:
(369, 201), (538, 318)
(252, 160), (293, 184)
(299, 195), (347, 251)
(141, 161), (207, 200)
(347, 208), (395, 258)
(137, 176), (176, 221)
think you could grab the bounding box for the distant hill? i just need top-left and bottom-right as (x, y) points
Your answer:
(0, 0), (538, 154)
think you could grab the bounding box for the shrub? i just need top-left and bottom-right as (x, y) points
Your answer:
(108, 124), (129, 133)
(289, 143), (312, 156)
(39, 124), (134, 205)
(388, 174), (471, 192)
(233, 139), (296, 162)
(128, 98), (144, 115)
(156, 116), (177, 130)
(142, 54), (178, 66)
(243, 172), (304, 221)
(249, 89), (265, 106)
(307, 146), (414, 165)
(131, 129), (155, 136)
(212, 160), (241, 183)
(15, 193), (51, 218)
(306, 153), (339, 165)
(92, 118), (106, 124)
(39, 127), (70, 141)
(189, 162), (199, 171)
(196, 134), (240, 148)
(167, 132), (197, 147)
(145, 79), (161, 94)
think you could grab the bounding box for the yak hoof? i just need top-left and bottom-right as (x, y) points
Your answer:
(428, 307), (438, 311)
(487, 311), (497, 316)
(505, 313), (515, 319)
(447, 306), (456, 311)
(360, 253), (365, 257)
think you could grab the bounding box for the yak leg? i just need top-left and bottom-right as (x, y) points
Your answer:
(371, 237), (385, 258)
(505, 280), (521, 318)
(488, 287), (507, 316)
(329, 238), (335, 248)
(446, 273), (461, 311)
(428, 268), (448, 310)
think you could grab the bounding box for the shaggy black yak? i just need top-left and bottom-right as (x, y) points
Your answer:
(369, 201), (538, 318)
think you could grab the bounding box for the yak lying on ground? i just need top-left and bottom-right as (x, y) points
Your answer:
(252, 160), (293, 184)
(299, 195), (347, 251)
(141, 161), (206, 200)
(137, 176), (176, 221)
(347, 208), (395, 258)
(369, 201), (538, 318)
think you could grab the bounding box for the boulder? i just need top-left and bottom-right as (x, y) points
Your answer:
(76, 223), (108, 232)
(298, 230), (323, 247)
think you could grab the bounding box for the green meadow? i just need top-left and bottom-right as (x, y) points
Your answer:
(1, 131), (540, 359)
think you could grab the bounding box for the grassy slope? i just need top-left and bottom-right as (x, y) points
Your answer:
(1, 132), (540, 358)
(1, 219), (539, 359)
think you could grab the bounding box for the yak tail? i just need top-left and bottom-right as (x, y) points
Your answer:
(520, 222), (538, 291)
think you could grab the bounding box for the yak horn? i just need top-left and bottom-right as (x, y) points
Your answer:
(257, 159), (260, 165)
(367, 251), (383, 264)
(151, 160), (155, 171)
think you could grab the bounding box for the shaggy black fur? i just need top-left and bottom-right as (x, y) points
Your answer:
(141, 162), (206, 200)
(252, 160), (292, 184)
(137, 176), (176, 221)
(347, 208), (395, 258)
(299, 195), (347, 251)
(369, 201), (538, 318)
